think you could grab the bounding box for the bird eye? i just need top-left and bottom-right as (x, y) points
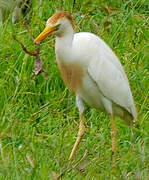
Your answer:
(55, 24), (60, 30)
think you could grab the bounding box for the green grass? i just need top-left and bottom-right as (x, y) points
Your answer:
(0, 0), (149, 179)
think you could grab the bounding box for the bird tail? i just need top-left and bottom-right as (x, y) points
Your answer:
(131, 102), (137, 122)
(123, 110), (133, 126)
(123, 103), (137, 127)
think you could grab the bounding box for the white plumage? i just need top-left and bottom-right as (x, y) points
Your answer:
(34, 11), (137, 168)
(55, 30), (137, 124)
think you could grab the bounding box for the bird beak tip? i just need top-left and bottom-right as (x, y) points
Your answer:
(34, 26), (52, 44)
(34, 39), (40, 44)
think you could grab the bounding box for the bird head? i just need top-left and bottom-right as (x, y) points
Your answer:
(34, 11), (74, 43)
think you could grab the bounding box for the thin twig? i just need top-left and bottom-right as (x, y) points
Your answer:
(26, 154), (35, 168)
(12, 34), (37, 56)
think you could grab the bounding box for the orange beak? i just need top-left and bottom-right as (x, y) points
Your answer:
(34, 26), (55, 43)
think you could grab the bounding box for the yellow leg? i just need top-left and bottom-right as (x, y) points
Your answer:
(69, 114), (85, 160)
(110, 115), (117, 170)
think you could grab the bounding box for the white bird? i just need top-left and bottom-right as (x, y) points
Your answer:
(34, 11), (137, 168)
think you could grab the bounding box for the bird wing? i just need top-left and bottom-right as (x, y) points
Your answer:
(88, 51), (135, 117)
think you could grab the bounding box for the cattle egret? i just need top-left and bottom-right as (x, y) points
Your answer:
(34, 11), (137, 168)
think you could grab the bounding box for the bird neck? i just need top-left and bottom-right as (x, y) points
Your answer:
(55, 25), (74, 49)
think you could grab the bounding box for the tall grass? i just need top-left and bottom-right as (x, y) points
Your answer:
(0, 0), (148, 179)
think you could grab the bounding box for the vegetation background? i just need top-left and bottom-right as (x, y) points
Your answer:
(0, 0), (148, 179)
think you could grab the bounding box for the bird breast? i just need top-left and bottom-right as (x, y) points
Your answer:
(57, 60), (84, 93)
